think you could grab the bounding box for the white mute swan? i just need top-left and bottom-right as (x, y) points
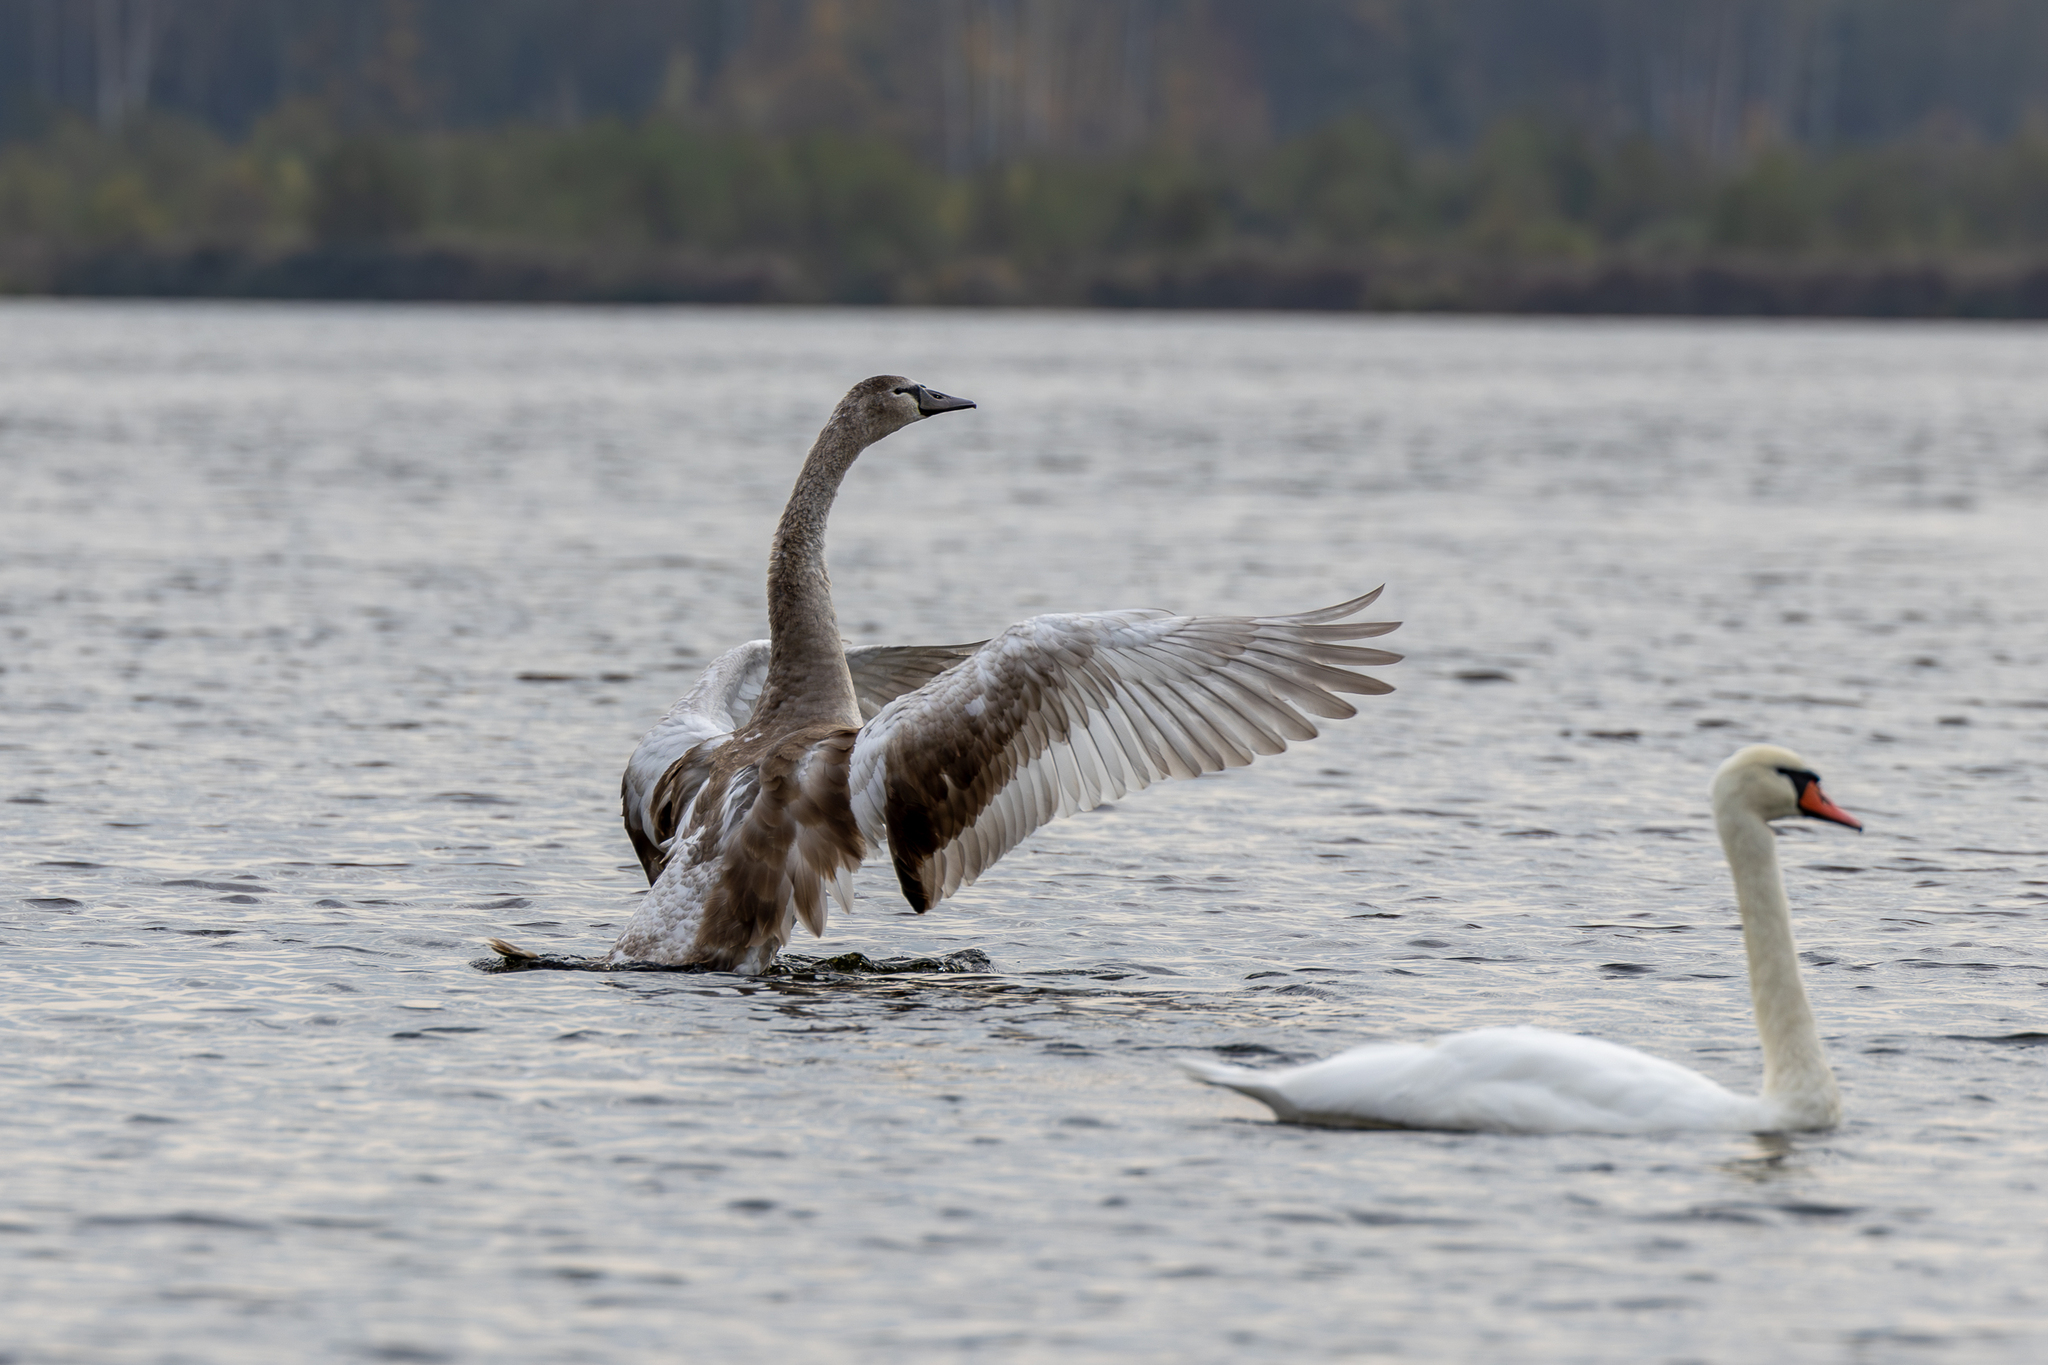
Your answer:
(491, 375), (1400, 973)
(1181, 744), (1862, 1134)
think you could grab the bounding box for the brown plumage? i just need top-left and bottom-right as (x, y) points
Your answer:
(686, 724), (864, 962)
(490, 375), (1401, 974)
(621, 640), (982, 883)
(599, 376), (978, 970)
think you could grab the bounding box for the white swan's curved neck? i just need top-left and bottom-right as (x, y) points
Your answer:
(1717, 806), (1840, 1126)
(754, 420), (863, 730)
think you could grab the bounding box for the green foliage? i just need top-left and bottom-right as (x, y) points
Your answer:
(7, 110), (2048, 288)
(310, 136), (427, 244)
(963, 160), (1131, 265)
(784, 132), (945, 274)
(0, 111), (310, 248)
(1712, 149), (1820, 252)
(1252, 119), (1423, 247)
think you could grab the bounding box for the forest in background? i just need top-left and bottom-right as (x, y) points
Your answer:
(8, 0), (2048, 312)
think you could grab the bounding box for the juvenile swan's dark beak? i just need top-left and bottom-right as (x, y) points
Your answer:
(912, 385), (976, 416)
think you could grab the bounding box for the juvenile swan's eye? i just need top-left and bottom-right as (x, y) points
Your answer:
(891, 385), (915, 395)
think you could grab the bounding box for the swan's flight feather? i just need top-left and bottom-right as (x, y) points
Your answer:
(848, 591), (1400, 911)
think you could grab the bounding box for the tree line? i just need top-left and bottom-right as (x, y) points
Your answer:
(5, 108), (2048, 310)
(9, 1), (2048, 161)
(8, 1), (2048, 311)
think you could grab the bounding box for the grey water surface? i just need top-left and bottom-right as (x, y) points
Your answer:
(3, 302), (2045, 1363)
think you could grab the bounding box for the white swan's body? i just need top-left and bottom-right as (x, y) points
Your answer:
(1184, 1027), (1775, 1134)
(529, 376), (1400, 974)
(1182, 745), (1861, 1135)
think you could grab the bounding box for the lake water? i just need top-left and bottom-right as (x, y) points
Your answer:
(3, 301), (2046, 1363)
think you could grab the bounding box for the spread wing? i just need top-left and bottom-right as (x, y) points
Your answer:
(847, 642), (986, 721)
(621, 642), (769, 880)
(847, 590), (1400, 912)
(623, 638), (984, 882)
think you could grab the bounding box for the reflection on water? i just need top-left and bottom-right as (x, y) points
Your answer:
(3, 303), (2046, 1362)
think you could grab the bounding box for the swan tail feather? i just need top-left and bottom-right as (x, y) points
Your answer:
(1177, 1057), (1304, 1123)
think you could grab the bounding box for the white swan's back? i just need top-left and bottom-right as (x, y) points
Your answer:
(1181, 1027), (1770, 1134)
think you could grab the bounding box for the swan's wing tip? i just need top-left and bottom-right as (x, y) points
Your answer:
(1255, 587), (1388, 624)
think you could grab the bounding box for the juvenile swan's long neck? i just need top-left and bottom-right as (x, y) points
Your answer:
(1716, 801), (1841, 1127)
(753, 414), (866, 730)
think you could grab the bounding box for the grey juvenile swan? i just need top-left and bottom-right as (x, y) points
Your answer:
(497, 376), (1401, 973)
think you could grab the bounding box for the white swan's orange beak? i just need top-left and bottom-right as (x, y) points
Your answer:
(1798, 781), (1861, 830)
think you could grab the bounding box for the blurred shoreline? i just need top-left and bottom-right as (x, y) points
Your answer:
(11, 109), (2048, 318)
(11, 242), (2048, 318)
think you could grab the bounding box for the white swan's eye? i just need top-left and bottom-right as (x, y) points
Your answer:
(1775, 765), (1817, 791)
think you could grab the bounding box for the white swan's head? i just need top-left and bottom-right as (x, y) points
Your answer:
(837, 374), (976, 444)
(1712, 744), (1862, 830)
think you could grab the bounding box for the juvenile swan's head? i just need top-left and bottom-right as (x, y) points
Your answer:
(1711, 744), (1862, 830)
(833, 374), (976, 446)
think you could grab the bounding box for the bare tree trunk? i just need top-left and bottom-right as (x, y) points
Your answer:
(125, 0), (161, 122)
(91, 0), (164, 130)
(30, 0), (58, 103)
(1705, 0), (1741, 156)
(720, 0), (747, 69)
(1021, 0), (1057, 150)
(982, 0), (1012, 164)
(942, 0), (971, 173)
(1122, 0), (1150, 149)
(1802, 0), (1843, 147)
(96, 0), (124, 128)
